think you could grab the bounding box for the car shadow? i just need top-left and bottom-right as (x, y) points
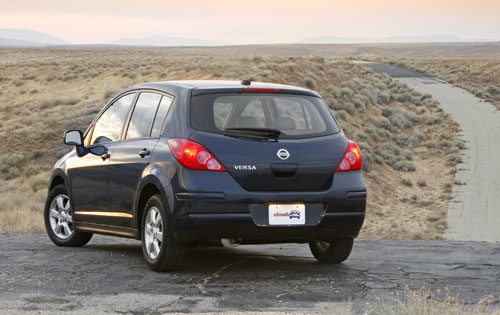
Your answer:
(84, 242), (354, 275)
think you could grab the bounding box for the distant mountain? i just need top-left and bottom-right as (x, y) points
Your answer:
(299, 36), (372, 44)
(110, 35), (228, 47)
(0, 29), (69, 46)
(299, 35), (497, 44)
(378, 35), (462, 43)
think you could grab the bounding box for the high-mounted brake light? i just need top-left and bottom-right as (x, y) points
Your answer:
(242, 87), (282, 93)
(168, 138), (226, 172)
(336, 141), (362, 172)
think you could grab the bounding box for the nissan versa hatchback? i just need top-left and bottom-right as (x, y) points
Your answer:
(44, 80), (366, 271)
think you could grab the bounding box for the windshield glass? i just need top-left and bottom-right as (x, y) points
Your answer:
(191, 93), (340, 139)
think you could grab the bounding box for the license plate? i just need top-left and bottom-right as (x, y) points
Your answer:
(268, 204), (305, 225)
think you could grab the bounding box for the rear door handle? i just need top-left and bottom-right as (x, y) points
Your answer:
(101, 153), (111, 160)
(139, 149), (150, 158)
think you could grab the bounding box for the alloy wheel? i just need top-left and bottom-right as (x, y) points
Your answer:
(144, 206), (163, 259)
(48, 194), (74, 239)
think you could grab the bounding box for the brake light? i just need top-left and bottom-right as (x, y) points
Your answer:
(336, 141), (362, 172)
(168, 138), (226, 171)
(242, 87), (282, 93)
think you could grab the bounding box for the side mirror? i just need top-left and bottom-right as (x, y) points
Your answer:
(89, 146), (107, 156)
(64, 130), (83, 146)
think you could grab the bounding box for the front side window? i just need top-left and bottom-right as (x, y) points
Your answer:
(91, 93), (136, 144)
(126, 92), (163, 139)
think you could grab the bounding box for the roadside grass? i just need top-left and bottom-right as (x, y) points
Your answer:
(364, 287), (499, 315)
(0, 48), (462, 239)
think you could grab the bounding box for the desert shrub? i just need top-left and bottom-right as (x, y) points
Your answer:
(402, 179), (413, 187)
(377, 117), (393, 131)
(335, 110), (347, 120)
(13, 80), (25, 87)
(427, 117), (441, 125)
(340, 87), (354, 98)
(421, 93), (432, 100)
(0, 153), (25, 172)
(391, 131), (421, 147)
(304, 73), (317, 89)
(352, 96), (366, 111)
(417, 180), (427, 187)
(393, 161), (416, 172)
(486, 85), (499, 95)
(381, 143), (401, 155)
(455, 141), (466, 149)
(5, 167), (21, 180)
(29, 175), (48, 192)
(419, 200), (433, 207)
(402, 149), (413, 160)
(344, 103), (356, 115)
(328, 85), (341, 97)
(378, 92), (391, 104)
(0, 183), (19, 193)
(358, 142), (374, 172)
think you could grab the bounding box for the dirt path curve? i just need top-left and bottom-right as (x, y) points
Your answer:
(363, 62), (500, 242)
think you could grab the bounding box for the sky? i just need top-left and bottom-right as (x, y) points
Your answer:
(0, 0), (499, 44)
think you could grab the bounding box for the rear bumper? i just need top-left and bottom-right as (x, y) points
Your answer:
(169, 170), (367, 242)
(172, 211), (365, 242)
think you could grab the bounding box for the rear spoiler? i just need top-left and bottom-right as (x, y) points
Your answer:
(191, 87), (321, 98)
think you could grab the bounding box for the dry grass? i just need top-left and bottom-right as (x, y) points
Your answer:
(387, 59), (500, 109)
(0, 48), (461, 239)
(365, 286), (500, 315)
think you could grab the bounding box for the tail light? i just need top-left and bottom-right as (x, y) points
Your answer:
(168, 138), (226, 172)
(336, 141), (362, 172)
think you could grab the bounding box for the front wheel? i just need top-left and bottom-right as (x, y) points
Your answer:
(44, 184), (93, 247)
(309, 238), (354, 263)
(141, 195), (184, 271)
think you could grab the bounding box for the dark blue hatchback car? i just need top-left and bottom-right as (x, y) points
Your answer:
(45, 80), (366, 271)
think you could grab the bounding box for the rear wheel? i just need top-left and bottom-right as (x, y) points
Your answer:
(44, 184), (93, 247)
(309, 238), (354, 263)
(141, 195), (184, 271)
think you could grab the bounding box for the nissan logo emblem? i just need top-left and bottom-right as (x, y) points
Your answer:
(277, 149), (290, 160)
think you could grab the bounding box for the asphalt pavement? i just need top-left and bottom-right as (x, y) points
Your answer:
(0, 234), (499, 314)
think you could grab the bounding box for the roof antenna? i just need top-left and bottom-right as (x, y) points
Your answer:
(241, 79), (251, 86)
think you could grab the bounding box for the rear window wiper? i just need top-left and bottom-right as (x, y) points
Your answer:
(224, 128), (281, 141)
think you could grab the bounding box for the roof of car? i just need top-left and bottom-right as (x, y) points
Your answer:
(126, 80), (320, 98)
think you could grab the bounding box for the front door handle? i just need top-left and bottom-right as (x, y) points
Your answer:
(101, 152), (110, 160)
(139, 149), (150, 158)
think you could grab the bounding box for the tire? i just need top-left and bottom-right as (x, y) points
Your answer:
(44, 184), (93, 247)
(309, 238), (354, 263)
(141, 194), (184, 271)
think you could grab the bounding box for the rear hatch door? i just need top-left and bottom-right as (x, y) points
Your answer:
(189, 92), (347, 192)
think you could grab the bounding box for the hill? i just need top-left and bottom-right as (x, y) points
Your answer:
(0, 48), (461, 239)
(0, 29), (68, 46)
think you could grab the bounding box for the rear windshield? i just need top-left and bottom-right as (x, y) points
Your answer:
(190, 93), (340, 139)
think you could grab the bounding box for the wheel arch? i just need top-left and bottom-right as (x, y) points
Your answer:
(48, 170), (69, 192)
(135, 175), (172, 238)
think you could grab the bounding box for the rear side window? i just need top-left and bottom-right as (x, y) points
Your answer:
(126, 92), (162, 139)
(191, 94), (340, 139)
(151, 95), (173, 137)
(91, 93), (136, 144)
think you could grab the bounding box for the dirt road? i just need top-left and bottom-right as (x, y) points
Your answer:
(363, 62), (500, 242)
(0, 235), (499, 314)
